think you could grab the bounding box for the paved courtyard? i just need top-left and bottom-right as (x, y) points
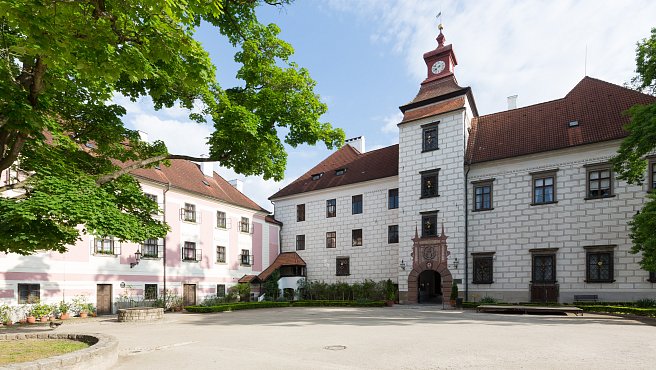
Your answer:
(57, 306), (655, 369)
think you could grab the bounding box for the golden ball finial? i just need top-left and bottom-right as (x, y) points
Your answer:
(438, 23), (444, 31)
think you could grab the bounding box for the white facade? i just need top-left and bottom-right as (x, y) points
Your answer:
(273, 176), (399, 284)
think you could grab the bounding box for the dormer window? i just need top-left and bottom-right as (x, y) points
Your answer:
(335, 168), (347, 176)
(202, 180), (210, 186)
(311, 173), (323, 181)
(568, 121), (579, 128)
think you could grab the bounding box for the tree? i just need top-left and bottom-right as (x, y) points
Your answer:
(612, 27), (656, 272)
(0, 0), (344, 254)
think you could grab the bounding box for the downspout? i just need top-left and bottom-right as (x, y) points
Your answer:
(162, 182), (171, 309)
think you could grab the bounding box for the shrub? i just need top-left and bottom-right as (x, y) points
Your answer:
(634, 298), (656, 308)
(479, 296), (498, 304)
(581, 305), (656, 317)
(449, 281), (459, 301)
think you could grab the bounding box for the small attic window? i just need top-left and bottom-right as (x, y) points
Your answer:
(84, 142), (95, 149)
(335, 168), (347, 176)
(568, 121), (579, 128)
(311, 173), (323, 181)
(202, 180), (210, 186)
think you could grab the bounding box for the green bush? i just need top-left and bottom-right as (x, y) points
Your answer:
(581, 305), (656, 317)
(479, 296), (498, 304)
(184, 300), (386, 313)
(634, 298), (656, 308)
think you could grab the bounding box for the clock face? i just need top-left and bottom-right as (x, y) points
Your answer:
(431, 60), (445, 75)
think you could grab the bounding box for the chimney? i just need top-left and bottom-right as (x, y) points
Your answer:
(229, 179), (244, 193)
(507, 95), (518, 110)
(344, 136), (366, 153)
(199, 155), (214, 177)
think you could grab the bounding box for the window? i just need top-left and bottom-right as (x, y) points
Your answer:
(420, 170), (440, 198)
(421, 212), (438, 237)
(240, 249), (252, 266)
(649, 271), (656, 283)
(311, 172), (323, 180)
(94, 237), (118, 255)
(472, 180), (493, 211)
(144, 284), (158, 300)
(352, 195), (363, 214)
(182, 241), (201, 262)
(296, 204), (305, 222)
(326, 231), (336, 249)
(145, 193), (158, 202)
(586, 250), (614, 283)
(141, 238), (160, 258)
(388, 188), (399, 209)
(473, 254), (494, 284)
(335, 168), (347, 176)
(326, 199), (336, 218)
(586, 165), (613, 199)
(217, 284), (226, 298)
(216, 246), (226, 263)
(240, 217), (250, 233)
(388, 225), (399, 244)
(336, 257), (350, 276)
(649, 158), (656, 191)
(352, 229), (363, 246)
(18, 283), (40, 304)
(296, 235), (305, 251)
(422, 124), (439, 152)
(532, 171), (557, 205)
(183, 203), (197, 222)
(532, 254), (556, 283)
(216, 211), (227, 228)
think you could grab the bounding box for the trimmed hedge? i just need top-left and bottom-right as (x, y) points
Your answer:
(184, 300), (386, 313)
(579, 305), (656, 317)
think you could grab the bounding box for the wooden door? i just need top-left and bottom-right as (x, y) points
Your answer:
(183, 284), (196, 306)
(531, 254), (558, 303)
(96, 284), (112, 315)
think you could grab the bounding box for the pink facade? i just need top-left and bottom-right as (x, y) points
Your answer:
(0, 162), (281, 313)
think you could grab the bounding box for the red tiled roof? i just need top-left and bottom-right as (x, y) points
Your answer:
(269, 144), (399, 199)
(401, 97), (465, 123)
(238, 275), (261, 284)
(467, 77), (656, 164)
(406, 75), (466, 106)
(258, 252), (306, 281)
(131, 159), (268, 213)
(265, 214), (282, 226)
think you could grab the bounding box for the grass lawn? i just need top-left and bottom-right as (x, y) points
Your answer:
(0, 339), (89, 365)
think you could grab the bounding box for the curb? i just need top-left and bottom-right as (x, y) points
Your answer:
(0, 333), (118, 370)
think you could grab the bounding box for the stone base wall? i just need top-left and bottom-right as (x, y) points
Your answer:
(117, 307), (164, 322)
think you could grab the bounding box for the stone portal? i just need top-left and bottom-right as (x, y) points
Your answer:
(407, 225), (452, 304)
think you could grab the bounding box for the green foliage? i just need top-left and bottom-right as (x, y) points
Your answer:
(611, 27), (656, 272)
(262, 270), (281, 300)
(0, 304), (11, 323)
(29, 303), (52, 319)
(449, 281), (459, 301)
(384, 279), (396, 301)
(634, 298), (656, 308)
(0, 0), (344, 254)
(185, 300), (386, 313)
(479, 296), (498, 304)
(297, 279), (388, 301)
(230, 283), (252, 302)
(581, 305), (656, 317)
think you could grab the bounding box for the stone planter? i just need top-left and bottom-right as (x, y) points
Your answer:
(118, 307), (164, 322)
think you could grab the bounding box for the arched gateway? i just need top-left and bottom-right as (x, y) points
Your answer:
(407, 225), (452, 304)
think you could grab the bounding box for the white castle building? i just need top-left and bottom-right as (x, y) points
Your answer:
(270, 27), (656, 304)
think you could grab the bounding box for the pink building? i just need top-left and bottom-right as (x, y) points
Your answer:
(0, 159), (281, 314)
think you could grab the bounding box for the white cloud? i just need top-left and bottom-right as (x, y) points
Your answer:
(328, 0), (656, 114)
(380, 111), (404, 134)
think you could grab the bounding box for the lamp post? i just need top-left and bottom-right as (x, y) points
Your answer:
(130, 250), (142, 268)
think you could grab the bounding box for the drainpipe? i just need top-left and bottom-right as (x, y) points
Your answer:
(163, 182), (171, 309)
(464, 164), (470, 302)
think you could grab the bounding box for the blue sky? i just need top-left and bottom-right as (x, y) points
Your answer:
(118, 0), (656, 210)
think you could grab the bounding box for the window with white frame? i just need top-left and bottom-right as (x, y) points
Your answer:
(216, 246), (226, 263)
(216, 211), (227, 228)
(141, 238), (160, 258)
(240, 217), (250, 233)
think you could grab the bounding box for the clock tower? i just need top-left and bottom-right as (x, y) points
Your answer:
(422, 24), (458, 83)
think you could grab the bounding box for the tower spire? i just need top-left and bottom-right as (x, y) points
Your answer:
(437, 23), (445, 48)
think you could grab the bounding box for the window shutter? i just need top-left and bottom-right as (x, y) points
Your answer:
(181, 244), (184, 260)
(250, 223), (255, 234)
(179, 208), (185, 220)
(226, 218), (232, 229)
(158, 240), (164, 258)
(197, 212), (202, 224)
(114, 241), (121, 255)
(90, 238), (95, 255)
(196, 249), (202, 262)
